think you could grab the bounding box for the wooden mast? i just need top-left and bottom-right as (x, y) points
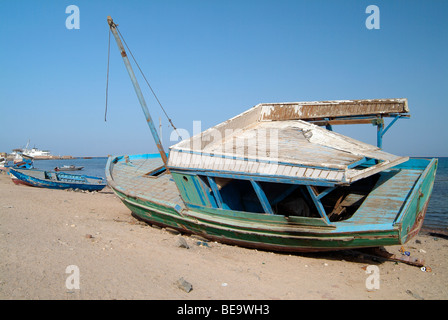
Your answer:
(107, 16), (169, 170)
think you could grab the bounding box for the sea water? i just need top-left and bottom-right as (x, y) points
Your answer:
(424, 157), (448, 230)
(33, 156), (448, 230)
(33, 158), (108, 179)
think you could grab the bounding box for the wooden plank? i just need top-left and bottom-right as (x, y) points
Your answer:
(112, 157), (185, 207)
(312, 119), (377, 126)
(259, 99), (409, 121)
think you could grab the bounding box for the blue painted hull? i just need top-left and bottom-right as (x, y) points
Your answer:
(9, 168), (106, 191)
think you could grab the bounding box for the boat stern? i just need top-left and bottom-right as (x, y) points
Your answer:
(393, 158), (438, 244)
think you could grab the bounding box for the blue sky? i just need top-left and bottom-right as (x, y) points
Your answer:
(0, 0), (447, 157)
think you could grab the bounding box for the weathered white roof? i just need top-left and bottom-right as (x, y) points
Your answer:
(168, 99), (409, 185)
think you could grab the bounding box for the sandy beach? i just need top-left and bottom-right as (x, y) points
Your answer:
(0, 171), (447, 301)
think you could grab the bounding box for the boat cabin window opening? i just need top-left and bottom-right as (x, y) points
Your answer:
(256, 178), (378, 221)
(197, 175), (378, 220)
(202, 177), (320, 217)
(212, 177), (265, 213)
(197, 175), (219, 208)
(258, 182), (320, 218)
(144, 166), (166, 178)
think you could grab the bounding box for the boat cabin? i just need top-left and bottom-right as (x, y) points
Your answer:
(164, 99), (412, 225)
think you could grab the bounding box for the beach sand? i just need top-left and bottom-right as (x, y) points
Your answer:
(0, 172), (447, 300)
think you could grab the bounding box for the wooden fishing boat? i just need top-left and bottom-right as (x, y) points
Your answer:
(9, 168), (106, 191)
(105, 17), (437, 252)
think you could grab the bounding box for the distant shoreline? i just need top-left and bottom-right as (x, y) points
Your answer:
(6, 155), (108, 161)
(38, 156), (108, 160)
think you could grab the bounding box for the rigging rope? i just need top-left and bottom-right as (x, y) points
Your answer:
(114, 26), (182, 140)
(104, 29), (111, 122)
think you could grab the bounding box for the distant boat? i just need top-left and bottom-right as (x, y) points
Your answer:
(54, 165), (84, 171)
(0, 157), (7, 172)
(11, 140), (52, 159)
(23, 147), (52, 158)
(9, 168), (106, 191)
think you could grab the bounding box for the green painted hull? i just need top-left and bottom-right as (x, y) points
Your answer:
(107, 156), (437, 253)
(113, 189), (399, 252)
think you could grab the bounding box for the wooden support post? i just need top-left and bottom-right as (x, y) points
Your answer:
(207, 176), (223, 209)
(251, 180), (274, 215)
(306, 185), (331, 224)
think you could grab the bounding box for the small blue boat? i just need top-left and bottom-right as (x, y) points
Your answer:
(7, 154), (35, 169)
(9, 168), (107, 191)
